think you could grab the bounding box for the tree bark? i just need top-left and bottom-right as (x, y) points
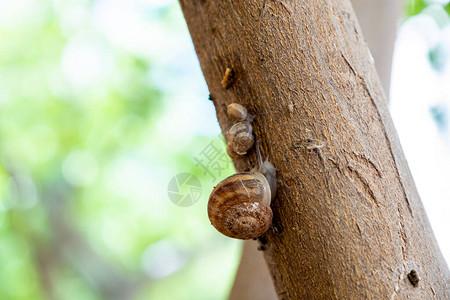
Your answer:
(228, 1), (402, 299)
(179, 0), (449, 299)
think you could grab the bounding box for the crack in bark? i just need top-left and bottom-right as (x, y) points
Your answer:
(341, 52), (357, 75)
(397, 206), (408, 262)
(340, 42), (414, 220)
(355, 220), (363, 237)
(347, 150), (383, 178)
(261, 0), (293, 18)
(358, 76), (413, 217)
(347, 164), (380, 208)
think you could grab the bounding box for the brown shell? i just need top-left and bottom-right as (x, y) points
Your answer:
(227, 103), (248, 122)
(208, 172), (272, 239)
(226, 144), (241, 159)
(226, 122), (254, 156)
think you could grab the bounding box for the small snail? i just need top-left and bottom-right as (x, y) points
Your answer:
(227, 103), (248, 122)
(227, 103), (254, 123)
(226, 121), (254, 157)
(208, 141), (277, 239)
(225, 103), (255, 158)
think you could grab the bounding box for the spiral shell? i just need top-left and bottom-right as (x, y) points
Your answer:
(226, 144), (241, 159)
(227, 103), (248, 122)
(226, 121), (254, 156)
(208, 172), (273, 239)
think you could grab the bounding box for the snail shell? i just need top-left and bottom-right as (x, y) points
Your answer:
(208, 142), (277, 240)
(226, 144), (242, 159)
(208, 172), (272, 239)
(227, 103), (248, 122)
(226, 121), (254, 156)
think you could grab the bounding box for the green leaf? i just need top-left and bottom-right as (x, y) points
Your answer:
(406, 0), (428, 17)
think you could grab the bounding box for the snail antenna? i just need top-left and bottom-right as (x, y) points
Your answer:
(256, 140), (263, 168)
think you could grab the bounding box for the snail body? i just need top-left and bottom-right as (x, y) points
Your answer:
(208, 142), (277, 239)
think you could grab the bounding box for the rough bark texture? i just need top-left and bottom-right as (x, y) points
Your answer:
(228, 1), (402, 299)
(179, 0), (450, 299)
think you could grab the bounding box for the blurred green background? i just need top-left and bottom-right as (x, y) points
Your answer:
(0, 0), (449, 299)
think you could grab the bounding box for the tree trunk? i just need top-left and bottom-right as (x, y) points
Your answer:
(228, 1), (402, 299)
(179, 0), (449, 299)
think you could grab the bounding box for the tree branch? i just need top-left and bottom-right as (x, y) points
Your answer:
(180, 0), (449, 298)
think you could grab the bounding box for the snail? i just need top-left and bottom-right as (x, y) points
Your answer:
(225, 103), (255, 158)
(227, 103), (254, 123)
(227, 103), (248, 122)
(208, 141), (277, 239)
(226, 121), (254, 157)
